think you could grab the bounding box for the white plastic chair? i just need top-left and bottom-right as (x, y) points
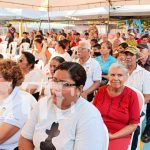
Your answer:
(103, 124), (109, 150)
(0, 42), (8, 54)
(127, 86), (145, 150)
(8, 42), (17, 57)
(20, 42), (30, 54)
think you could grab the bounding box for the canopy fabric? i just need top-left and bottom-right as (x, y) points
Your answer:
(0, 0), (150, 20)
(0, 0), (150, 11)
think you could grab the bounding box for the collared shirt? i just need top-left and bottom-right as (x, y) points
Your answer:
(96, 55), (116, 75)
(0, 87), (36, 150)
(125, 65), (150, 94)
(75, 57), (102, 91)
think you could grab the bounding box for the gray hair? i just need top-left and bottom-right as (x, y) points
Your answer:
(108, 62), (129, 76)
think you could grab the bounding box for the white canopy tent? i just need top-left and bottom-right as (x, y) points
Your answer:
(0, 0), (150, 11)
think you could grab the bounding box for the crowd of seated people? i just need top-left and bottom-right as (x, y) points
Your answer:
(0, 26), (150, 150)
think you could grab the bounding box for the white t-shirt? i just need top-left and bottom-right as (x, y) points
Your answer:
(75, 57), (102, 91)
(21, 68), (46, 93)
(51, 51), (72, 61)
(125, 65), (150, 113)
(0, 87), (37, 150)
(21, 96), (106, 150)
(33, 44), (47, 65)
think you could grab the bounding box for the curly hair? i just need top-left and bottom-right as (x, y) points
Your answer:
(0, 59), (24, 88)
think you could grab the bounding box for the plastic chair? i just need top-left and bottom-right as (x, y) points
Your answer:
(0, 42), (7, 54)
(20, 42), (30, 54)
(8, 42), (17, 57)
(103, 124), (109, 150)
(127, 86), (145, 150)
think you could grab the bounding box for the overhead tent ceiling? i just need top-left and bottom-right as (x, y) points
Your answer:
(0, 0), (150, 11)
(0, 0), (150, 21)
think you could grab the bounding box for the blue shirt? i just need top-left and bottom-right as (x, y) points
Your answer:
(96, 55), (116, 75)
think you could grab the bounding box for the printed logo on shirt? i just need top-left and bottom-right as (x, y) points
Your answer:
(40, 122), (60, 150)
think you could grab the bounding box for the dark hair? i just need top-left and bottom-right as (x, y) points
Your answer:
(58, 40), (66, 49)
(46, 32), (49, 36)
(0, 53), (3, 59)
(7, 23), (12, 27)
(85, 32), (89, 36)
(119, 42), (128, 49)
(117, 32), (120, 36)
(51, 56), (65, 64)
(22, 51), (38, 69)
(35, 35), (44, 41)
(55, 62), (86, 87)
(76, 32), (80, 36)
(23, 32), (28, 35)
(92, 44), (101, 49)
(38, 30), (43, 36)
(34, 38), (42, 44)
(15, 32), (19, 36)
(91, 39), (98, 43)
(141, 34), (149, 39)
(61, 39), (69, 47)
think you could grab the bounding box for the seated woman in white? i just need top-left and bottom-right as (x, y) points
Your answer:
(18, 51), (46, 100)
(0, 59), (36, 150)
(51, 39), (72, 61)
(42, 56), (65, 97)
(19, 62), (106, 150)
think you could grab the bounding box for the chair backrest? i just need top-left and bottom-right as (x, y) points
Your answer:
(103, 124), (109, 150)
(126, 85), (144, 114)
(8, 42), (17, 56)
(20, 43), (30, 54)
(126, 86), (145, 150)
(0, 43), (7, 54)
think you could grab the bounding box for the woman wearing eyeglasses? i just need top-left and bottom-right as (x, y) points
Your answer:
(19, 62), (107, 150)
(0, 59), (36, 150)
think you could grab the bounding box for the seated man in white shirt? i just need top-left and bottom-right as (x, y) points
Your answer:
(124, 46), (150, 144)
(75, 41), (102, 102)
(124, 46), (150, 104)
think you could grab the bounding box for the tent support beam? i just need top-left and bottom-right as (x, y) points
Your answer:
(48, 0), (50, 31)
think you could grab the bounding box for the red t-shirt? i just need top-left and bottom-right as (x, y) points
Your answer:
(93, 86), (140, 134)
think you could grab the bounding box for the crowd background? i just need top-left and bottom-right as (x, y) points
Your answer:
(0, 22), (150, 150)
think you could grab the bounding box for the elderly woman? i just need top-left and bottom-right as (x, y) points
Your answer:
(93, 63), (140, 150)
(19, 62), (106, 150)
(0, 59), (36, 149)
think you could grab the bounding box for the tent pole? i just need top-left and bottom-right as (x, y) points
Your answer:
(48, 0), (50, 31)
(107, 0), (110, 35)
(39, 20), (42, 30)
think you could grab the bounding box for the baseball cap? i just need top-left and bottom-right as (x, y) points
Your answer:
(78, 41), (91, 50)
(125, 46), (140, 55)
(129, 33), (135, 37)
(137, 44), (148, 49)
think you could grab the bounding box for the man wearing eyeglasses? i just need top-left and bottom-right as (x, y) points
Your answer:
(75, 41), (102, 102)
